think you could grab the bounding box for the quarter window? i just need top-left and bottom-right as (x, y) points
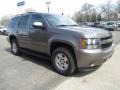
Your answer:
(18, 15), (29, 28)
(8, 17), (18, 28)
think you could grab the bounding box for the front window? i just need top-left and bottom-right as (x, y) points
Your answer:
(45, 14), (78, 27)
(29, 14), (45, 29)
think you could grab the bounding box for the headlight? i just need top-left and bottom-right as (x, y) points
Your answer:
(80, 38), (100, 49)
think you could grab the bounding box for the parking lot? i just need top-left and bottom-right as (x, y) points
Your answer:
(0, 31), (120, 90)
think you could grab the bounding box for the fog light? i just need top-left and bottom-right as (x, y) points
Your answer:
(90, 64), (95, 67)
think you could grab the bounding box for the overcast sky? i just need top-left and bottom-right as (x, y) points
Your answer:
(0, 0), (117, 18)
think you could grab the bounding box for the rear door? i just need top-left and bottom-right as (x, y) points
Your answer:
(17, 14), (30, 48)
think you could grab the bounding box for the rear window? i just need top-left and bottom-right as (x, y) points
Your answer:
(7, 17), (18, 28)
(107, 22), (114, 25)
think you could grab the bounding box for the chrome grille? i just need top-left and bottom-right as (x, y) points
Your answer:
(100, 36), (112, 41)
(100, 36), (113, 49)
(101, 42), (112, 49)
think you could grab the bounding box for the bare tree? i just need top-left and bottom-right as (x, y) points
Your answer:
(101, 0), (113, 21)
(97, 14), (102, 22)
(118, 0), (120, 20)
(73, 3), (99, 23)
(0, 15), (12, 26)
(73, 0), (120, 23)
(72, 11), (85, 23)
(90, 8), (97, 22)
(117, 0), (120, 13)
(81, 3), (93, 22)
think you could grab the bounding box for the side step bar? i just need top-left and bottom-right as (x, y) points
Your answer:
(20, 48), (50, 60)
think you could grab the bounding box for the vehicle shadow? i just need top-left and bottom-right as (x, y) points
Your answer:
(74, 65), (101, 77)
(4, 48), (54, 72)
(5, 47), (101, 78)
(4, 48), (69, 89)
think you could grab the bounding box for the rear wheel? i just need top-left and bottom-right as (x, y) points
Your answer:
(52, 47), (77, 76)
(11, 39), (21, 55)
(0, 31), (2, 35)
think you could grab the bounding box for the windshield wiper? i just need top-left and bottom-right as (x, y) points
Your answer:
(56, 25), (69, 27)
(56, 24), (78, 27)
(70, 24), (78, 26)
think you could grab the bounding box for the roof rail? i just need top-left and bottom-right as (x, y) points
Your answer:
(14, 12), (33, 16)
(26, 11), (35, 13)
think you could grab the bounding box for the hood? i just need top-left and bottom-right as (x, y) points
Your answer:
(57, 26), (112, 38)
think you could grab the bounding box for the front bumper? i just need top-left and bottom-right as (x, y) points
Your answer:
(76, 44), (115, 68)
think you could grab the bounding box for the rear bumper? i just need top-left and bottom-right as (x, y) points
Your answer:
(76, 44), (115, 68)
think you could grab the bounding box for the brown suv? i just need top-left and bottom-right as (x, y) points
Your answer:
(7, 12), (115, 75)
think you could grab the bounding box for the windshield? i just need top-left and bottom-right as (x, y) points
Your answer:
(45, 14), (78, 27)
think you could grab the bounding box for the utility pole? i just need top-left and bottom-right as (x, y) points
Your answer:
(46, 1), (51, 13)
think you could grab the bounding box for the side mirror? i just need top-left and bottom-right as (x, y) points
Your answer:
(32, 22), (44, 28)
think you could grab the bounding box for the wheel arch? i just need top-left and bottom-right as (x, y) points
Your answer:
(9, 35), (17, 44)
(50, 41), (77, 67)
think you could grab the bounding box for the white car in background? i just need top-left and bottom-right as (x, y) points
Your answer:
(104, 21), (117, 31)
(117, 21), (120, 31)
(0, 26), (7, 35)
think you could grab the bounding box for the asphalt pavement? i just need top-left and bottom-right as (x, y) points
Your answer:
(0, 31), (120, 90)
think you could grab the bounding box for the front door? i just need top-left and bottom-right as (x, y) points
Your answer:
(28, 14), (49, 53)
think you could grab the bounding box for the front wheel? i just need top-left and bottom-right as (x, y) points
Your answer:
(52, 47), (77, 76)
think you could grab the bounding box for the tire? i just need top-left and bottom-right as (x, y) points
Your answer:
(0, 31), (2, 35)
(11, 39), (21, 55)
(51, 47), (77, 76)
